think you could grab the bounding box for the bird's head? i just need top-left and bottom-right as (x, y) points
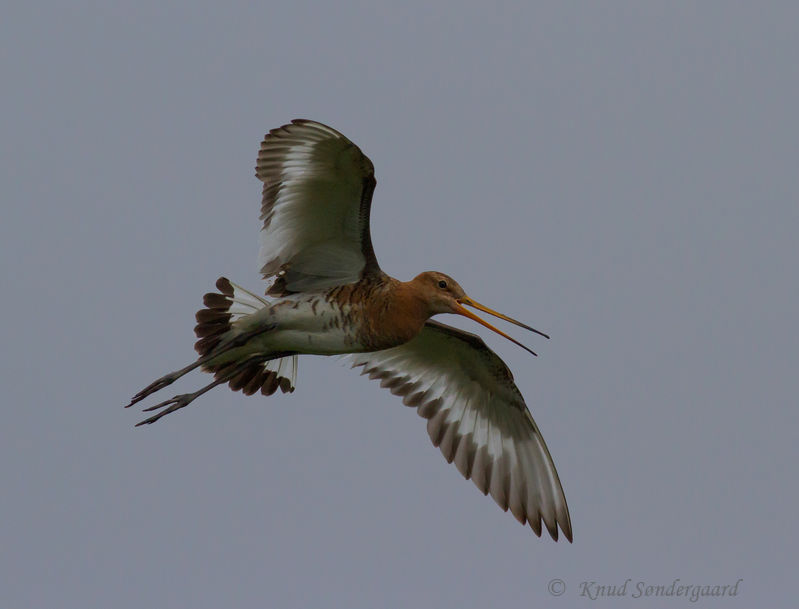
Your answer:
(411, 271), (549, 356)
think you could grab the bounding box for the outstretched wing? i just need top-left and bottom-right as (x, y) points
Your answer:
(348, 320), (572, 541)
(255, 119), (381, 295)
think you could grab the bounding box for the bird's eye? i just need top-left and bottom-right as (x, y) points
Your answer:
(438, 280), (447, 289)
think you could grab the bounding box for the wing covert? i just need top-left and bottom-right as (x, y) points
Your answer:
(255, 119), (380, 295)
(348, 320), (572, 541)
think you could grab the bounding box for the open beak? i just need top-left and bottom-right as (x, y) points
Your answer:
(454, 296), (549, 356)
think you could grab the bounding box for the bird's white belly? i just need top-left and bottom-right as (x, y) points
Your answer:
(238, 295), (364, 355)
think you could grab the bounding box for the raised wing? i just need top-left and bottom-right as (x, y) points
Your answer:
(348, 321), (572, 541)
(255, 119), (381, 295)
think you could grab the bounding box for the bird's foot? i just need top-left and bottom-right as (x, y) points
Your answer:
(134, 392), (198, 426)
(126, 373), (182, 408)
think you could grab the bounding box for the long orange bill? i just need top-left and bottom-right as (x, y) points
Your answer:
(454, 296), (549, 357)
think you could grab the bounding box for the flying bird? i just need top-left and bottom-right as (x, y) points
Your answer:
(127, 119), (572, 541)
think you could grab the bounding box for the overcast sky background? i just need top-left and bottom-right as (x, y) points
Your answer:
(2, 2), (797, 607)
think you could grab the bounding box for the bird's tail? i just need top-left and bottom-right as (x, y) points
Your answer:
(194, 277), (298, 395)
(194, 277), (267, 357)
(126, 277), (298, 425)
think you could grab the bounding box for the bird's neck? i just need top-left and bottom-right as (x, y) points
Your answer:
(362, 278), (430, 349)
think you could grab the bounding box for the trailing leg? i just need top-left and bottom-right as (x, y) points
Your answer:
(125, 324), (275, 408)
(134, 358), (259, 426)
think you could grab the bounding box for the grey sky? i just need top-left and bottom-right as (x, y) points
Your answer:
(2, 1), (797, 607)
